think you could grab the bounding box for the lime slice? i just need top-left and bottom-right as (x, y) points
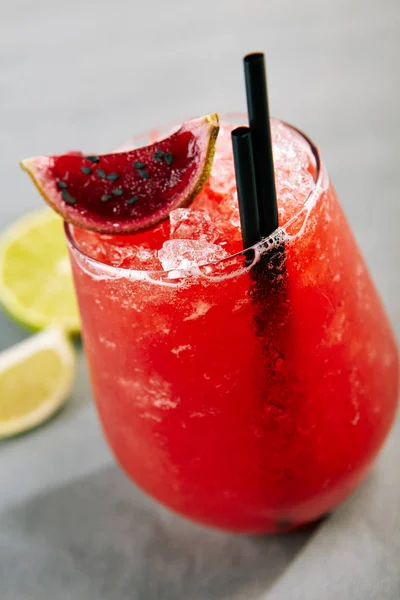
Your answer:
(0, 327), (76, 438)
(0, 208), (80, 333)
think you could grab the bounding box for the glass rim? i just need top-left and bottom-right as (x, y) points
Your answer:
(65, 117), (325, 279)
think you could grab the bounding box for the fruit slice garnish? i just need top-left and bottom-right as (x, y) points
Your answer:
(21, 114), (220, 234)
(0, 208), (80, 333)
(0, 327), (76, 438)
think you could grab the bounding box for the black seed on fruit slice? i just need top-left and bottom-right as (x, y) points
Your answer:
(165, 152), (173, 166)
(107, 173), (120, 181)
(97, 169), (107, 179)
(126, 196), (139, 205)
(139, 170), (150, 179)
(61, 190), (77, 205)
(112, 188), (123, 196)
(101, 194), (112, 202)
(133, 161), (146, 169)
(86, 156), (100, 163)
(56, 179), (68, 190)
(153, 148), (164, 162)
(80, 166), (92, 175)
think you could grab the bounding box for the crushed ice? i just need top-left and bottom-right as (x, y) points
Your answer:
(158, 239), (229, 271)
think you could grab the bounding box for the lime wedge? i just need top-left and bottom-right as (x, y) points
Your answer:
(0, 327), (76, 438)
(0, 208), (80, 333)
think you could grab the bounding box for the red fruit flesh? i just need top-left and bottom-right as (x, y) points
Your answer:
(21, 115), (219, 234)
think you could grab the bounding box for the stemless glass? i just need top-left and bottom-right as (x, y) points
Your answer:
(65, 121), (398, 533)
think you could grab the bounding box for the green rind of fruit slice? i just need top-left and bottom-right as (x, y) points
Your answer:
(20, 114), (220, 234)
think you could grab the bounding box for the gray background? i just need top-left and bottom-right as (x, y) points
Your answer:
(0, 0), (399, 598)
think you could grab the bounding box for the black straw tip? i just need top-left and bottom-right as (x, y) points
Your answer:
(231, 126), (250, 139)
(244, 52), (265, 64)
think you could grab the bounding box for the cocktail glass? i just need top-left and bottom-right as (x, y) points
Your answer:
(65, 119), (398, 533)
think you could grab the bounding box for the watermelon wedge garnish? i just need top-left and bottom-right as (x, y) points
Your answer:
(21, 114), (219, 234)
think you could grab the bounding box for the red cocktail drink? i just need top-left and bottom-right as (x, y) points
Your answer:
(65, 120), (398, 533)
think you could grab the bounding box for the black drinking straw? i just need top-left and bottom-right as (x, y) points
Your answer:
(233, 53), (287, 407)
(231, 127), (260, 249)
(243, 52), (278, 239)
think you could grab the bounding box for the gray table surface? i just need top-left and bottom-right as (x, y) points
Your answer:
(1, 1), (399, 598)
